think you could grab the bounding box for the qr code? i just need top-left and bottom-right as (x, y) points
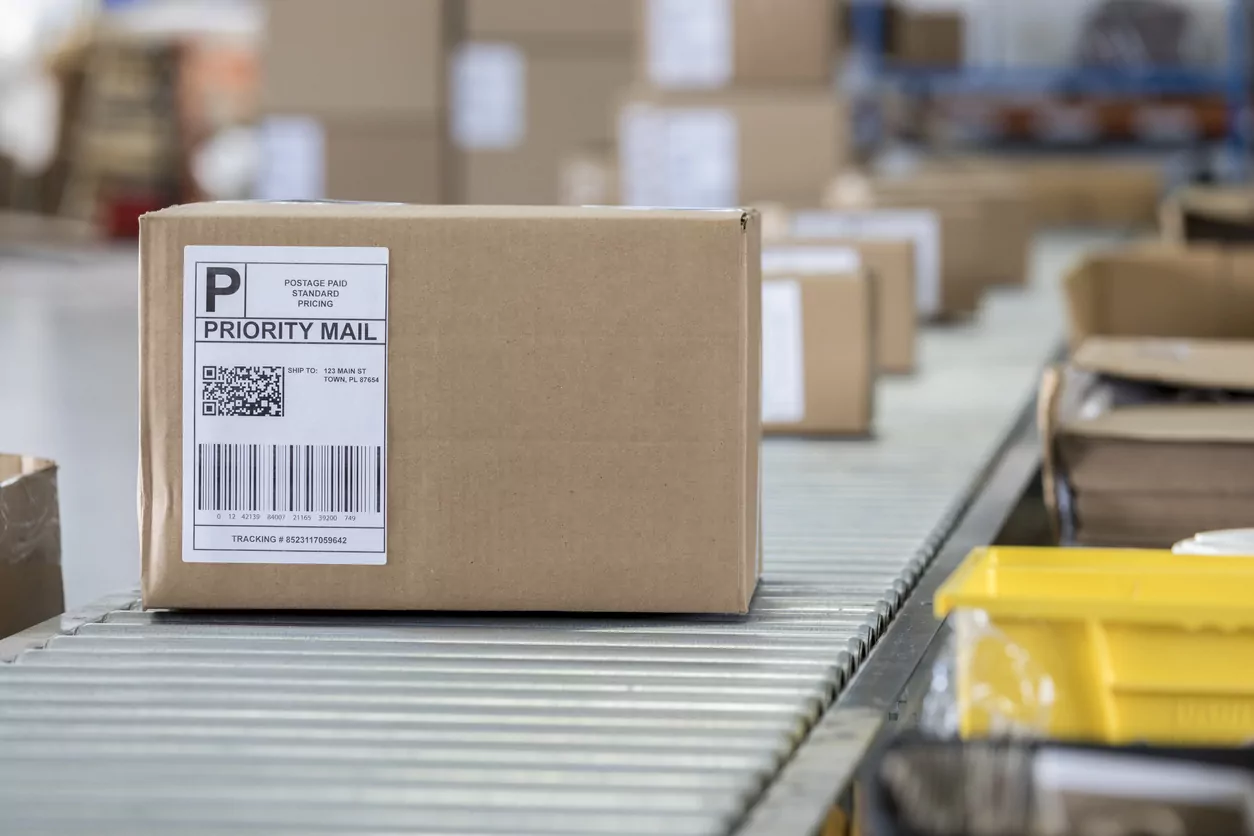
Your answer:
(201, 366), (284, 417)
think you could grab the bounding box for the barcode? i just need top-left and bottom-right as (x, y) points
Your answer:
(196, 444), (382, 514)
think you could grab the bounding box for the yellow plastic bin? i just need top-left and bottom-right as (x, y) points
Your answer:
(935, 546), (1254, 745)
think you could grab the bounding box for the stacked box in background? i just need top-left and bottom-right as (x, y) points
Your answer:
(453, 0), (634, 204)
(619, 0), (845, 208)
(0, 456), (64, 638)
(257, 0), (453, 204)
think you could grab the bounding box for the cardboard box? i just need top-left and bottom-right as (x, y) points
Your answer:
(640, 0), (836, 89)
(769, 236), (916, 373)
(1041, 340), (1254, 548)
(1161, 186), (1254, 245)
(558, 144), (618, 206)
(259, 0), (453, 203)
(1043, 247), (1254, 547)
(453, 0), (634, 204)
(0, 455), (64, 638)
(824, 178), (983, 317)
(791, 208), (942, 321)
(139, 203), (761, 613)
(760, 247), (874, 435)
(257, 116), (446, 204)
(620, 88), (848, 208)
(261, 0), (450, 117)
(1021, 159), (1163, 228)
(454, 44), (632, 204)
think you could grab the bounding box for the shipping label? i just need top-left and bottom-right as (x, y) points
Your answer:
(182, 246), (388, 565)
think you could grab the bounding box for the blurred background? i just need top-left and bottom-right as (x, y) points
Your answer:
(0, 0), (1249, 608)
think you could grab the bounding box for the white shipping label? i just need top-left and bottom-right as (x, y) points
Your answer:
(452, 42), (526, 150)
(762, 246), (862, 276)
(791, 209), (942, 318)
(646, 0), (732, 89)
(256, 116), (325, 201)
(182, 246), (389, 565)
(665, 109), (738, 208)
(761, 280), (806, 425)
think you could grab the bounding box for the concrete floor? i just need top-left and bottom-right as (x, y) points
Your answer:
(0, 233), (1117, 609)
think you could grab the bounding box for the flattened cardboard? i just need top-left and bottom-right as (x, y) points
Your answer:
(620, 87), (848, 209)
(140, 203), (761, 614)
(261, 0), (450, 118)
(1073, 337), (1254, 394)
(639, 0), (836, 88)
(1064, 246), (1254, 348)
(761, 249), (874, 435)
(0, 455), (63, 638)
(774, 237), (915, 373)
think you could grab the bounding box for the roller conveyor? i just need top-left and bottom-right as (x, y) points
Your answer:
(0, 252), (1069, 835)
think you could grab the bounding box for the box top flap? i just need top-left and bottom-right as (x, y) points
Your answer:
(1065, 244), (1254, 345)
(146, 202), (754, 224)
(1073, 337), (1254, 391)
(1061, 403), (1254, 443)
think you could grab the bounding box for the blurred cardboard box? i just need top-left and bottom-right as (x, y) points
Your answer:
(257, 116), (444, 204)
(1044, 245), (1254, 548)
(259, 0), (452, 203)
(791, 208), (942, 322)
(640, 0), (836, 89)
(885, 7), (964, 68)
(761, 247), (874, 435)
(261, 0), (449, 117)
(558, 145), (618, 205)
(825, 176), (983, 317)
(619, 88), (847, 208)
(771, 237), (916, 373)
(454, 0), (633, 204)
(1161, 186), (1254, 245)
(140, 203), (761, 613)
(1022, 159), (1162, 227)
(0, 456), (63, 638)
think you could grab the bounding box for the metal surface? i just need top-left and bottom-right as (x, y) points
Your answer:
(0, 265), (1066, 833)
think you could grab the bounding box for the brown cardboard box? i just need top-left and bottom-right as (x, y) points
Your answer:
(259, 0), (453, 202)
(261, 0), (450, 117)
(454, 0), (634, 204)
(620, 88), (848, 208)
(558, 144), (618, 205)
(258, 116), (446, 204)
(1042, 247), (1254, 547)
(1161, 186), (1254, 245)
(825, 176), (983, 317)
(769, 238), (915, 373)
(790, 208), (943, 322)
(0, 455), (64, 638)
(760, 247), (874, 435)
(454, 45), (632, 204)
(1021, 159), (1162, 227)
(1041, 340), (1254, 548)
(639, 0), (836, 88)
(139, 203), (761, 613)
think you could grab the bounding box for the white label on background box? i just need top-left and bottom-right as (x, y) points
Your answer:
(620, 105), (738, 208)
(792, 209), (942, 318)
(182, 246), (389, 565)
(256, 116), (325, 201)
(452, 42), (526, 150)
(646, 0), (732, 89)
(761, 280), (806, 424)
(762, 246), (862, 276)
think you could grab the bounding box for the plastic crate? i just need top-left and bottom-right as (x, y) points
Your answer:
(935, 546), (1254, 744)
